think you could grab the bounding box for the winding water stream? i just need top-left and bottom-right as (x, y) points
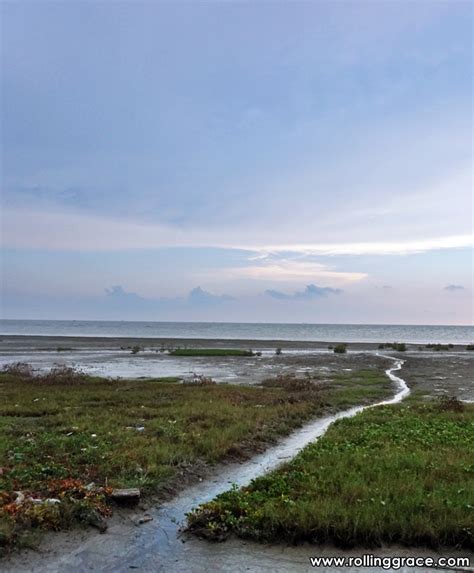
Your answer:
(11, 357), (463, 572)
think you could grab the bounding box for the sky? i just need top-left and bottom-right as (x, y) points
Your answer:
(1, 1), (473, 324)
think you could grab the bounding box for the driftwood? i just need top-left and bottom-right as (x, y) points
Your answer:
(110, 488), (141, 506)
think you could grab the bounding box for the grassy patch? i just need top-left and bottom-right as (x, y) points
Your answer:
(378, 343), (407, 352)
(187, 400), (474, 549)
(169, 348), (254, 357)
(0, 364), (390, 552)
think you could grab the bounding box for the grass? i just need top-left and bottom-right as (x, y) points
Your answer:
(187, 399), (474, 549)
(169, 348), (254, 357)
(0, 364), (391, 553)
(378, 342), (407, 352)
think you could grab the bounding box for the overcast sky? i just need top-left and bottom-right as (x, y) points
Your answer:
(1, 1), (472, 324)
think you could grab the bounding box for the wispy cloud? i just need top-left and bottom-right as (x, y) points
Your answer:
(3, 207), (472, 257)
(219, 258), (366, 284)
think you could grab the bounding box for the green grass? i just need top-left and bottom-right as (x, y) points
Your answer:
(187, 400), (474, 549)
(0, 365), (391, 552)
(169, 348), (254, 357)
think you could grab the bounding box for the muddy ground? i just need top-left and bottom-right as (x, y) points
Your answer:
(0, 337), (472, 400)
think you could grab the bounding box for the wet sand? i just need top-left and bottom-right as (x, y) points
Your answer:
(0, 335), (472, 399)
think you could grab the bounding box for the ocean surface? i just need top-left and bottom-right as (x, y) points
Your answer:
(1, 319), (473, 344)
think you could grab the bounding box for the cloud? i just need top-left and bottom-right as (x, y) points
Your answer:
(105, 285), (144, 301)
(2, 207), (472, 257)
(187, 286), (234, 305)
(103, 285), (234, 310)
(444, 284), (465, 292)
(265, 284), (342, 301)
(220, 258), (367, 284)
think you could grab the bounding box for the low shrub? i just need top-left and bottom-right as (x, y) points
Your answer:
(1, 363), (34, 378)
(333, 344), (347, 354)
(437, 395), (464, 413)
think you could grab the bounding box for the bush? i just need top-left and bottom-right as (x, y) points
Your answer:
(378, 342), (406, 352)
(438, 395), (465, 413)
(426, 343), (452, 351)
(333, 344), (347, 354)
(131, 346), (141, 355)
(1, 362), (34, 378)
(275, 348), (282, 355)
(261, 373), (318, 392)
(466, 344), (474, 351)
(184, 374), (216, 386)
(39, 366), (87, 385)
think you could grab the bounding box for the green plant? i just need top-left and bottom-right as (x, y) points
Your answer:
(333, 344), (347, 354)
(169, 348), (254, 357)
(187, 401), (474, 549)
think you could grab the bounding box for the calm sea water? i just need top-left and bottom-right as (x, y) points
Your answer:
(0, 319), (473, 344)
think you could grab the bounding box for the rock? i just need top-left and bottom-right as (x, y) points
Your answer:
(86, 509), (108, 533)
(110, 488), (141, 506)
(132, 514), (154, 526)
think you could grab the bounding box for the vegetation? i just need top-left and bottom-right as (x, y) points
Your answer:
(0, 363), (391, 552)
(187, 399), (474, 549)
(378, 342), (407, 352)
(169, 348), (254, 357)
(466, 344), (474, 351)
(333, 343), (347, 354)
(425, 343), (454, 351)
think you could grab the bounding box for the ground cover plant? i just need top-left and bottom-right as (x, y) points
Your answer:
(0, 362), (391, 553)
(169, 348), (254, 357)
(425, 343), (454, 351)
(378, 342), (407, 352)
(187, 398), (474, 549)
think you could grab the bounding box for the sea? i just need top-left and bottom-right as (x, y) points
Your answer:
(0, 319), (473, 344)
